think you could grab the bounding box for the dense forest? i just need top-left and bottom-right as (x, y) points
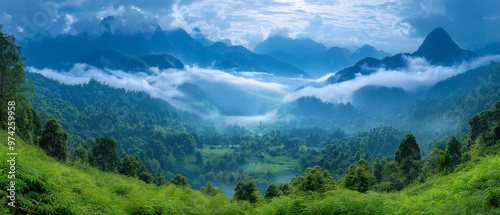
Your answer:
(2, 21), (500, 215)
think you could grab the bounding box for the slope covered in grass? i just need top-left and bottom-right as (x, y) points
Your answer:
(2, 128), (500, 214)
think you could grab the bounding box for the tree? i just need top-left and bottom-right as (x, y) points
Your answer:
(233, 180), (258, 203)
(290, 165), (334, 192)
(446, 136), (461, 166)
(343, 159), (377, 193)
(395, 133), (421, 184)
(305, 132), (320, 147)
(153, 173), (167, 186)
(373, 157), (383, 183)
(170, 174), (188, 186)
(39, 119), (68, 161)
(195, 151), (204, 167)
(119, 155), (142, 177)
(264, 183), (280, 199)
(200, 181), (221, 197)
(439, 148), (453, 173)
(138, 165), (153, 183)
(89, 136), (119, 172)
(0, 25), (27, 130)
(70, 146), (88, 163)
(377, 161), (405, 191)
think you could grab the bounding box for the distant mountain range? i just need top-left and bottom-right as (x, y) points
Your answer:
(304, 27), (479, 88)
(254, 36), (391, 77)
(79, 49), (184, 72)
(20, 24), (310, 78)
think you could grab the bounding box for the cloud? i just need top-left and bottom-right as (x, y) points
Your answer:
(28, 64), (300, 122)
(287, 55), (500, 103)
(402, 0), (500, 49)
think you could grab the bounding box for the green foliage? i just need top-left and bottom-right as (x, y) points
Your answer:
(233, 180), (258, 203)
(153, 173), (167, 186)
(89, 136), (119, 172)
(343, 159), (377, 193)
(170, 174), (189, 186)
(39, 118), (68, 161)
(377, 161), (405, 191)
(446, 136), (462, 166)
(395, 133), (421, 184)
(119, 155), (142, 177)
(70, 146), (88, 163)
(373, 157), (383, 183)
(290, 165), (334, 192)
(439, 148), (454, 173)
(199, 181), (221, 197)
(264, 183), (280, 199)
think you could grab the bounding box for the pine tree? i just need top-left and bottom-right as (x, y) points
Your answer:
(395, 133), (421, 184)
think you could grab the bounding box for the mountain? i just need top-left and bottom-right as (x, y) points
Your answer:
(322, 27), (478, 85)
(412, 27), (477, 66)
(21, 27), (309, 78)
(253, 36), (391, 77)
(139, 54), (185, 70)
(254, 36), (327, 54)
(208, 42), (312, 78)
(80, 49), (149, 71)
(79, 49), (184, 71)
(350, 44), (391, 62)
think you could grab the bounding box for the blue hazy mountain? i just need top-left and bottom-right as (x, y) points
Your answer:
(253, 35), (390, 77)
(190, 27), (232, 47)
(139, 54), (185, 70)
(324, 27), (478, 85)
(21, 25), (309, 78)
(79, 49), (184, 72)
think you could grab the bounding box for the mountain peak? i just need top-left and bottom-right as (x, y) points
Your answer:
(416, 27), (460, 54)
(413, 27), (477, 65)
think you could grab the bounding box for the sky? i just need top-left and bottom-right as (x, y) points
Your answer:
(1, 0), (500, 54)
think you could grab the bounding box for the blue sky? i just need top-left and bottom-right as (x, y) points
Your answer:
(1, 0), (499, 53)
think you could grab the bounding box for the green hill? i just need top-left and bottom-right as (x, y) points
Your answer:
(2, 128), (500, 214)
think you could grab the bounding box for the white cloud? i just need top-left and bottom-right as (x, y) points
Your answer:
(287, 55), (500, 103)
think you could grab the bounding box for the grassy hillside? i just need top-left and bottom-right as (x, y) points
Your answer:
(2, 129), (500, 214)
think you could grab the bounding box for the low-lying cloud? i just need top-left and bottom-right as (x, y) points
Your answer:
(29, 64), (306, 124)
(29, 55), (500, 124)
(287, 55), (500, 104)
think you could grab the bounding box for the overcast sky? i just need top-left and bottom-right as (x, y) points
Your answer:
(1, 0), (499, 53)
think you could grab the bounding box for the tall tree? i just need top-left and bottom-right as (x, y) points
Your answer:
(89, 136), (119, 172)
(446, 136), (461, 166)
(373, 157), (383, 183)
(39, 119), (68, 161)
(195, 151), (204, 167)
(395, 133), (421, 184)
(0, 25), (37, 143)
